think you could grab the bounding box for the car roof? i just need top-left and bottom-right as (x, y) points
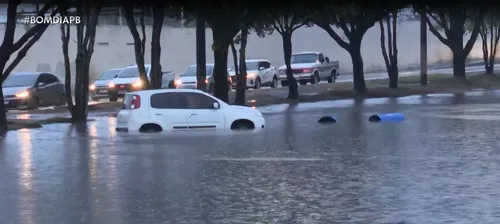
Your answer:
(129, 88), (207, 95)
(293, 51), (320, 55)
(11, 72), (44, 76)
(189, 63), (214, 67)
(245, 59), (269, 63)
(123, 64), (152, 69)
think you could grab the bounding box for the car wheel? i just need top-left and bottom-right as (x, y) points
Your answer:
(281, 81), (288, 87)
(28, 97), (39, 110)
(328, 70), (337, 83)
(271, 76), (278, 88)
(58, 94), (66, 106)
(311, 72), (320, 84)
(254, 78), (261, 89)
(299, 81), (308, 86)
(109, 94), (118, 102)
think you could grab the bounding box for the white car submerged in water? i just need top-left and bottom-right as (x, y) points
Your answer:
(115, 89), (265, 132)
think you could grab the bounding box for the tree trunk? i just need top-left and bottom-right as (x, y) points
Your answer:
(349, 41), (366, 93)
(480, 24), (492, 74)
(196, 15), (206, 91)
(420, 13), (428, 85)
(72, 3), (101, 123)
(0, 89), (6, 132)
(212, 28), (230, 102)
(60, 21), (74, 115)
(235, 27), (248, 106)
(123, 5), (149, 89)
(282, 32), (298, 99)
(230, 42), (239, 78)
(150, 6), (164, 89)
(452, 47), (466, 78)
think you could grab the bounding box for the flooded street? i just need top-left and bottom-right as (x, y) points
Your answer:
(2, 92), (500, 223)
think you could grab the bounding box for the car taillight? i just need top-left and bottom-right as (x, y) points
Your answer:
(130, 95), (141, 109)
(302, 68), (312, 73)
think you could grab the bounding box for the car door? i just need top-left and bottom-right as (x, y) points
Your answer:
(317, 53), (327, 77)
(35, 74), (54, 106)
(45, 74), (63, 105)
(149, 92), (190, 129)
(262, 61), (273, 83)
(181, 92), (225, 129)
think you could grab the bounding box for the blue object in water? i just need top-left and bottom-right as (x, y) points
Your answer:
(318, 116), (337, 123)
(368, 113), (405, 122)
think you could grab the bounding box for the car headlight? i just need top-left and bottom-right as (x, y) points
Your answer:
(205, 79), (208, 84)
(246, 73), (256, 78)
(108, 82), (115, 88)
(89, 84), (96, 90)
(175, 79), (182, 86)
(132, 80), (142, 88)
(15, 90), (30, 98)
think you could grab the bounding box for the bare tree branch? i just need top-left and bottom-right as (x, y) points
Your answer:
(423, 12), (450, 46)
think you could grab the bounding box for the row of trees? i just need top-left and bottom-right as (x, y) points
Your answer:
(0, 2), (499, 132)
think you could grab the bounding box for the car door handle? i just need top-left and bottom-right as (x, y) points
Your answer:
(155, 113), (163, 116)
(190, 113), (197, 116)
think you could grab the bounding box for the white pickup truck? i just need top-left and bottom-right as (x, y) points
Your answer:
(277, 51), (340, 86)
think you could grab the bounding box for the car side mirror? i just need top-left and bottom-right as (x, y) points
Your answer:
(213, 102), (220, 109)
(259, 67), (265, 70)
(37, 82), (46, 87)
(324, 57), (330, 63)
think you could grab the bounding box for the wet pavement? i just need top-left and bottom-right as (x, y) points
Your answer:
(2, 92), (500, 223)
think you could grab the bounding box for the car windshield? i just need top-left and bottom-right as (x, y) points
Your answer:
(118, 67), (150, 78)
(229, 61), (259, 71)
(181, 65), (213, 77)
(2, 74), (38, 87)
(98, 69), (121, 80)
(291, 54), (318, 63)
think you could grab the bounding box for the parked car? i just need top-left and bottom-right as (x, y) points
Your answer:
(278, 51), (340, 86)
(115, 89), (265, 132)
(89, 68), (123, 101)
(161, 71), (176, 89)
(174, 63), (232, 93)
(107, 64), (151, 102)
(3, 72), (65, 110)
(228, 59), (278, 89)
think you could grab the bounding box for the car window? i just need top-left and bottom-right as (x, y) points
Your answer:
(37, 74), (50, 84)
(99, 69), (121, 80)
(318, 54), (325, 62)
(291, 54), (318, 63)
(182, 65), (213, 77)
(150, 92), (190, 109)
(44, 74), (59, 84)
(2, 74), (38, 87)
(180, 92), (216, 109)
(262, 61), (271, 69)
(118, 66), (150, 78)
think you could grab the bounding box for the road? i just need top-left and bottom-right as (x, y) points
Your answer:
(2, 91), (500, 223)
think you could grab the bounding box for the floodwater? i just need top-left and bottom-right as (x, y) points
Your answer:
(2, 92), (500, 223)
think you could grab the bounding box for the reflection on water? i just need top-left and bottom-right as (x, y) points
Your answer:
(89, 122), (98, 186)
(16, 114), (31, 120)
(2, 94), (500, 223)
(17, 129), (35, 224)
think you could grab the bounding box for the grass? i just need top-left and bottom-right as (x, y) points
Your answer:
(241, 74), (500, 107)
(7, 117), (95, 131)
